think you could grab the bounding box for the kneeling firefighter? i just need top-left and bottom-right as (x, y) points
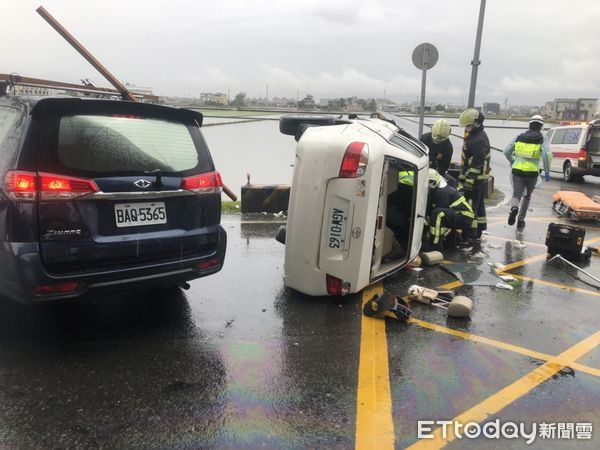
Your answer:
(427, 169), (477, 250)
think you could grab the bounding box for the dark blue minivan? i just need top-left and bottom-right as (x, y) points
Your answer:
(0, 95), (226, 303)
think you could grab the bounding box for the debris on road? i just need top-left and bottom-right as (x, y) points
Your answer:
(495, 282), (514, 290)
(363, 292), (413, 322)
(407, 285), (473, 318)
(548, 254), (600, 287)
(420, 251), (443, 266)
(442, 261), (501, 286)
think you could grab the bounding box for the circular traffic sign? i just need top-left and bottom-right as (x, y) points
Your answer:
(412, 43), (439, 70)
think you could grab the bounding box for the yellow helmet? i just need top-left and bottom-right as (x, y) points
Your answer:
(459, 108), (481, 127)
(431, 119), (451, 143)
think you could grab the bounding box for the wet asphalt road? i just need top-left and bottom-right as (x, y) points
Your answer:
(2, 152), (600, 448)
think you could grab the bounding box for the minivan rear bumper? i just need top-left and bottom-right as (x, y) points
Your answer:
(1, 226), (226, 304)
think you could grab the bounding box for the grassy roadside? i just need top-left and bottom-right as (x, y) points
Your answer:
(221, 201), (241, 213)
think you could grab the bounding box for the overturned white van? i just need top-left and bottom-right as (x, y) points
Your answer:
(277, 114), (429, 296)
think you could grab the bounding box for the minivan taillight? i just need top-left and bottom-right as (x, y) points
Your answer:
(339, 142), (369, 178)
(181, 171), (223, 194)
(39, 173), (99, 200)
(4, 171), (37, 201)
(4, 171), (99, 201)
(326, 274), (350, 296)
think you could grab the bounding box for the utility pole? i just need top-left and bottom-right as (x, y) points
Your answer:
(467, 0), (486, 108)
(504, 97), (508, 114)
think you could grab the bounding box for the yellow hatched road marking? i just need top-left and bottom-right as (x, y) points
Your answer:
(355, 282), (394, 450)
(407, 330), (600, 450)
(508, 274), (600, 298)
(409, 318), (600, 378)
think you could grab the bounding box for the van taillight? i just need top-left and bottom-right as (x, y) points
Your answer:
(326, 274), (350, 296)
(578, 148), (588, 161)
(4, 171), (99, 201)
(339, 142), (369, 178)
(181, 171), (223, 193)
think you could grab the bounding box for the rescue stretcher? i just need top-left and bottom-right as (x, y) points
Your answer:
(552, 191), (600, 221)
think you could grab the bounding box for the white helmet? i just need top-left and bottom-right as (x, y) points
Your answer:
(529, 115), (544, 126)
(428, 168), (447, 189)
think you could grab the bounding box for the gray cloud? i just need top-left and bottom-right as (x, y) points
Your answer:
(3, 0), (600, 105)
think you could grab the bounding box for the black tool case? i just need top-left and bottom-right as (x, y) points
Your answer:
(546, 223), (589, 260)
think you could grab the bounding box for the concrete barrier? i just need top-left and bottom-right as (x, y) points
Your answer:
(241, 184), (290, 213)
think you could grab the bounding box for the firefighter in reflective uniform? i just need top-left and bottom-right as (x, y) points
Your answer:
(427, 169), (476, 250)
(458, 108), (491, 239)
(503, 115), (551, 230)
(420, 119), (453, 176)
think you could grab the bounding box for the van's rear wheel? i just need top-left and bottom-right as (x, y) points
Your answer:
(563, 162), (583, 182)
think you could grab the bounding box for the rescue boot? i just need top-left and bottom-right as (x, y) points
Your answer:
(508, 206), (518, 226)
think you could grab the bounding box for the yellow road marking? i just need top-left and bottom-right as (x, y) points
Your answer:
(507, 274), (600, 298)
(484, 234), (547, 248)
(407, 330), (600, 449)
(438, 280), (464, 290)
(355, 282), (394, 450)
(409, 318), (600, 378)
(355, 234), (600, 449)
(501, 253), (547, 272)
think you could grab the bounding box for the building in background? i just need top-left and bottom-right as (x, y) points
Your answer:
(199, 92), (228, 106)
(545, 98), (598, 121)
(482, 102), (500, 115)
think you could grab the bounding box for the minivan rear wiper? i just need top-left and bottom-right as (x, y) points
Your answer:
(144, 169), (163, 188)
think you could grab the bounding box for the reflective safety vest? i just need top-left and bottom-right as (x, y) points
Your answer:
(512, 131), (543, 173)
(398, 170), (414, 186)
(514, 141), (542, 159)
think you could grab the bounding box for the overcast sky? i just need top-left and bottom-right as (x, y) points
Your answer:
(3, 0), (600, 106)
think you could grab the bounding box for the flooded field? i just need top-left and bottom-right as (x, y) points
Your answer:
(201, 113), (540, 197)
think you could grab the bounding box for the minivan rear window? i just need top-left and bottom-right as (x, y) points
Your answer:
(57, 115), (199, 173)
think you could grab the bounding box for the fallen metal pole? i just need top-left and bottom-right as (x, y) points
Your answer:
(35, 6), (238, 201)
(548, 254), (600, 285)
(36, 6), (136, 101)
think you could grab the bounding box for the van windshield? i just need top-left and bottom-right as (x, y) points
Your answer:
(57, 115), (200, 173)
